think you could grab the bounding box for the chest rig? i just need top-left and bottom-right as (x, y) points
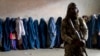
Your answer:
(66, 18), (83, 39)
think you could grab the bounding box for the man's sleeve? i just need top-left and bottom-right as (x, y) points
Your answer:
(79, 18), (88, 41)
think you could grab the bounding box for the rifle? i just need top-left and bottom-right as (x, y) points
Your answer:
(69, 19), (88, 56)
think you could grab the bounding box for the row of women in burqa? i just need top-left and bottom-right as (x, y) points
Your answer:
(0, 16), (63, 51)
(85, 14), (100, 49)
(0, 14), (100, 51)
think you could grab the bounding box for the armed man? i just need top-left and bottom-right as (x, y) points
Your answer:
(61, 2), (88, 56)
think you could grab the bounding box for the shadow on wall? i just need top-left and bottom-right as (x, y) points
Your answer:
(0, 0), (100, 20)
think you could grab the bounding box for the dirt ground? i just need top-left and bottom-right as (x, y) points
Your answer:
(0, 48), (100, 56)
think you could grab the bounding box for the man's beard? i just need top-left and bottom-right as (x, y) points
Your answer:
(70, 15), (77, 20)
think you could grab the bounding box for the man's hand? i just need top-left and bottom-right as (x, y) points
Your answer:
(72, 39), (84, 47)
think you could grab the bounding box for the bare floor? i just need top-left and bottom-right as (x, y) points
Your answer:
(0, 48), (100, 56)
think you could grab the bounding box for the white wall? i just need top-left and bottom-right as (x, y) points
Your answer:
(0, 0), (99, 21)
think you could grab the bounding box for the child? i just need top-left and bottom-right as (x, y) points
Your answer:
(10, 31), (17, 50)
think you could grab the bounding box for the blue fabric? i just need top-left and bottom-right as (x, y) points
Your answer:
(2, 17), (11, 51)
(97, 14), (100, 32)
(0, 18), (3, 50)
(39, 18), (47, 48)
(11, 39), (17, 50)
(22, 18), (29, 49)
(9, 18), (16, 33)
(48, 17), (56, 48)
(27, 17), (35, 49)
(34, 20), (40, 49)
(86, 15), (96, 48)
(0, 19), (3, 40)
(55, 17), (62, 47)
(97, 14), (100, 48)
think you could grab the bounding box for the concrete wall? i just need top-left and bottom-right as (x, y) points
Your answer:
(0, 0), (99, 21)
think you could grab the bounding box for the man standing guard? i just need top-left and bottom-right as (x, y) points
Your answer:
(61, 2), (88, 56)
